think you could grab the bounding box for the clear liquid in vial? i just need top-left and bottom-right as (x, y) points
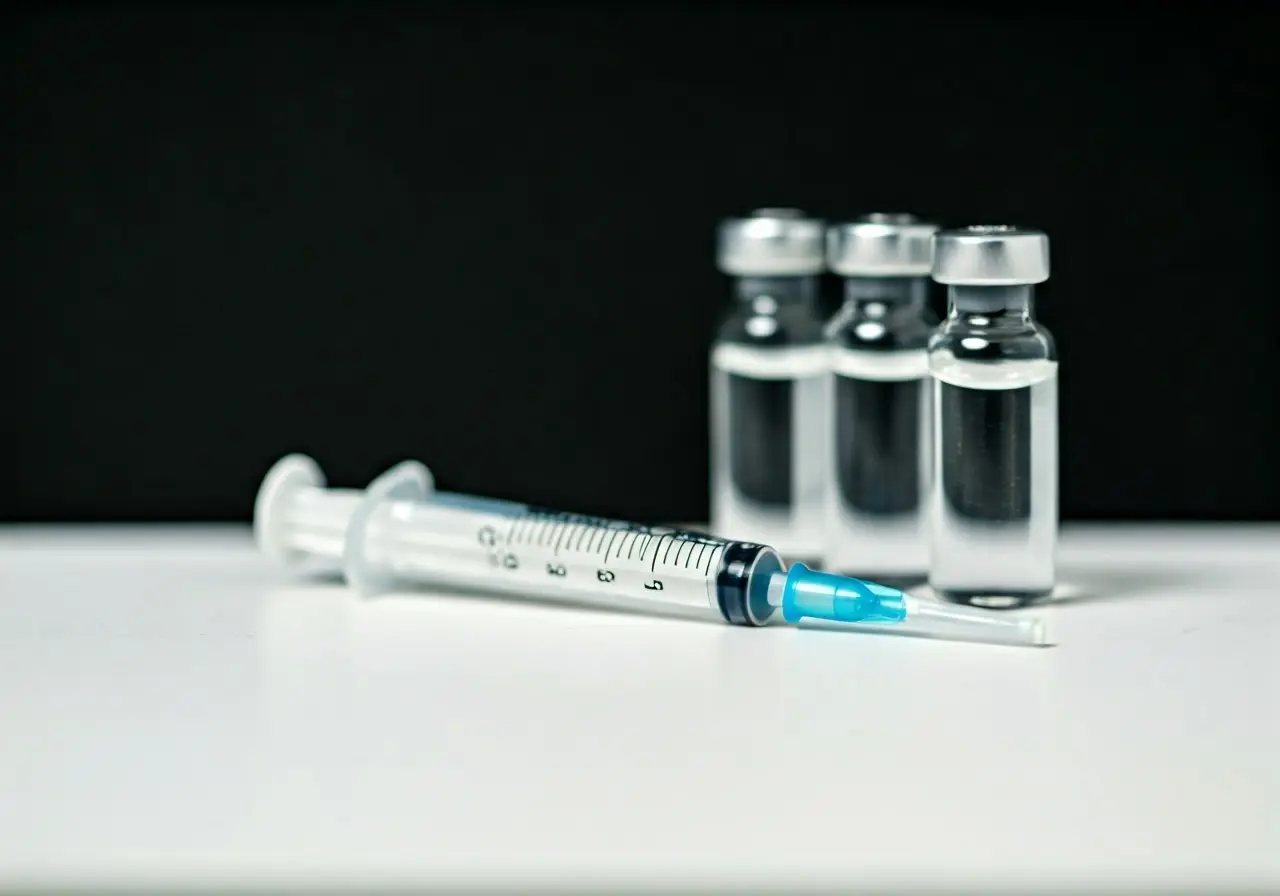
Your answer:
(827, 349), (930, 585)
(929, 358), (1058, 607)
(711, 343), (827, 562)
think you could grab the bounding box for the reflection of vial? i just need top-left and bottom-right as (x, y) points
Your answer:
(928, 226), (1057, 608)
(711, 209), (827, 562)
(824, 215), (938, 585)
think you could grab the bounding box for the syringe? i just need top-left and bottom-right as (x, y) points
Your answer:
(338, 482), (1050, 648)
(253, 454), (433, 573)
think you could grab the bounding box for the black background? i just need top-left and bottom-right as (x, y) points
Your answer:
(3, 3), (1277, 524)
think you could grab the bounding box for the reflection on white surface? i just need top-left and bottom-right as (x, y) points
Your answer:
(0, 527), (1277, 889)
(0, 537), (269, 879)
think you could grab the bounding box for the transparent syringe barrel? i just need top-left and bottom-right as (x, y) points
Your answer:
(345, 493), (782, 626)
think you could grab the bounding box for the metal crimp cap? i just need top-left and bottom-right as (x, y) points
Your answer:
(826, 213), (938, 277)
(716, 208), (825, 277)
(931, 225), (1050, 286)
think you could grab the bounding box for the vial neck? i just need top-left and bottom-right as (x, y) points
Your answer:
(842, 276), (928, 309)
(734, 276), (818, 307)
(947, 285), (1034, 321)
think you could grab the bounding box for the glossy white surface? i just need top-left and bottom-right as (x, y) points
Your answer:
(1, 525), (1277, 892)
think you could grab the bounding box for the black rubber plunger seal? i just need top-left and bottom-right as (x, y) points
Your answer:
(715, 541), (773, 627)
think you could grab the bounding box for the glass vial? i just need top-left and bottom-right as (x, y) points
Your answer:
(927, 226), (1057, 607)
(824, 214), (938, 585)
(711, 209), (827, 562)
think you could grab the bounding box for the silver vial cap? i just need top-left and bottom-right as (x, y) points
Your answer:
(826, 213), (938, 276)
(717, 208), (825, 277)
(931, 225), (1050, 285)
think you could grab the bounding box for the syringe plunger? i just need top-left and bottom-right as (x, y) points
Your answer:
(253, 454), (433, 573)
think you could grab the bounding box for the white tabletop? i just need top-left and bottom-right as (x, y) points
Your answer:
(1, 525), (1277, 892)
